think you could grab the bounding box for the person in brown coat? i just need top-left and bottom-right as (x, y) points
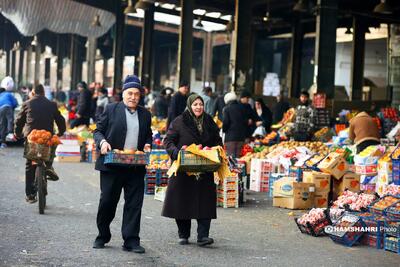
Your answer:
(349, 111), (380, 153)
(162, 93), (222, 247)
(14, 84), (66, 203)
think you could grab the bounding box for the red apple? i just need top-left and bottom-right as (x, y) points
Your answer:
(197, 144), (203, 150)
(182, 145), (187, 150)
(203, 146), (211, 150)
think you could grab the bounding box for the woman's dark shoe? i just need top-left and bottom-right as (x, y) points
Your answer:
(178, 238), (189, 245)
(93, 238), (106, 249)
(197, 237), (214, 247)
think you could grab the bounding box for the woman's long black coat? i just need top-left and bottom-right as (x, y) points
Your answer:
(162, 110), (222, 219)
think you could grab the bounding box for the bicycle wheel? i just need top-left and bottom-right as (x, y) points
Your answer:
(35, 165), (46, 214)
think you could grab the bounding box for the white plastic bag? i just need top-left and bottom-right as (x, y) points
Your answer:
(252, 126), (266, 137)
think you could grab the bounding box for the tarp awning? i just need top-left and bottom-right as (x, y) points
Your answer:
(0, 0), (115, 38)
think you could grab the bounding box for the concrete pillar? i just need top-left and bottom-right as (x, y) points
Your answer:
(202, 32), (213, 86)
(350, 17), (366, 100)
(11, 50), (16, 80)
(70, 34), (84, 89)
(314, 0), (337, 98)
(87, 37), (97, 84)
(18, 48), (24, 86)
(177, 0), (194, 86)
(113, 0), (125, 90)
(140, 3), (155, 89)
(6, 50), (10, 76)
(289, 20), (303, 98)
(25, 46), (32, 84)
(232, 0), (255, 93)
(34, 40), (41, 87)
(56, 35), (64, 89)
(102, 57), (108, 86)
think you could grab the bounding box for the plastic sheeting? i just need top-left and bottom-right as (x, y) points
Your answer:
(0, 0), (115, 38)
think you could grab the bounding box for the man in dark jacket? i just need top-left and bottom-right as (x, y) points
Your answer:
(70, 81), (92, 128)
(273, 92), (290, 124)
(293, 90), (315, 141)
(238, 90), (262, 139)
(93, 75), (152, 254)
(222, 92), (248, 158)
(153, 89), (168, 119)
(167, 82), (189, 128)
(212, 94), (225, 121)
(14, 84), (66, 203)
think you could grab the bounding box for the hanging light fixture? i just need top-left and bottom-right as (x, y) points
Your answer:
(92, 14), (101, 27)
(124, 0), (137, 15)
(293, 0), (308, 12)
(263, 11), (270, 22)
(373, 0), (393, 14)
(196, 17), (204, 28)
(31, 36), (38, 46)
(345, 27), (352, 35)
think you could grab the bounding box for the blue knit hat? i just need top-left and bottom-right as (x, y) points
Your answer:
(122, 75), (142, 91)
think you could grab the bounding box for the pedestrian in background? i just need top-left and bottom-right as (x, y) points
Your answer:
(93, 75), (152, 253)
(200, 86), (214, 115)
(167, 82), (189, 129)
(162, 93), (222, 247)
(272, 92), (290, 124)
(238, 91), (262, 140)
(0, 76), (18, 148)
(222, 92), (248, 158)
(349, 111), (380, 153)
(254, 98), (273, 133)
(95, 87), (109, 122)
(212, 94), (225, 121)
(70, 81), (91, 128)
(292, 90), (315, 141)
(154, 89), (169, 119)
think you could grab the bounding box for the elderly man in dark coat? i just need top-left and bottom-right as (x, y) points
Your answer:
(92, 75), (152, 253)
(162, 93), (222, 247)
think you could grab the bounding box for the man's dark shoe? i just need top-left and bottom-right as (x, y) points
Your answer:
(93, 238), (106, 249)
(45, 167), (59, 181)
(197, 237), (214, 247)
(25, 195), (37, 204)
(122, 244), (145, 253)
(178, 238), (189, 245)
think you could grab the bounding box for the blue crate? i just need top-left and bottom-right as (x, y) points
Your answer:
(384, 236), (400, 254)
(327, 213), (366, 247)
(385, 221), (400, 238)
(360, 234), (384, 249)
(392, 158), (400, 185)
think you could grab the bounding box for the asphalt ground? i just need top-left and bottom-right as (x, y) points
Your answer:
(0, 147), (399, 267)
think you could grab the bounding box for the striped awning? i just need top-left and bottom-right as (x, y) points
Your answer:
(0, 0), (115, 38)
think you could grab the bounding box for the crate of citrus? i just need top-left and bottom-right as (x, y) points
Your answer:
(104, 149), (149, 167)
(179, 145), (221, 172)
(24, 130), (61, 161)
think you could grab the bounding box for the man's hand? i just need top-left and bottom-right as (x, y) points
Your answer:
(100, 141), (111, 155)
(248, 119), (253, 125)
(76, 113), (81, 119)
(143, 144), (151, 152)
(256, 121), (263, 127)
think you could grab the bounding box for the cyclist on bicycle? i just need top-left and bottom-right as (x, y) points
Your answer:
(14, 84), (66, 203)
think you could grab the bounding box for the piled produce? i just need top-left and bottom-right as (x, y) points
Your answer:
(297, 208), (325, 225)
(28, 129), (61, 146)
(332, 190), (376, 211)
(151, 117), (167, 133)
(382, 184), (400, 196)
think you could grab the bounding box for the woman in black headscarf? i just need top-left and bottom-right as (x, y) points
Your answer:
(254, 98), (273, 133)
(162, 93), (222, 247)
